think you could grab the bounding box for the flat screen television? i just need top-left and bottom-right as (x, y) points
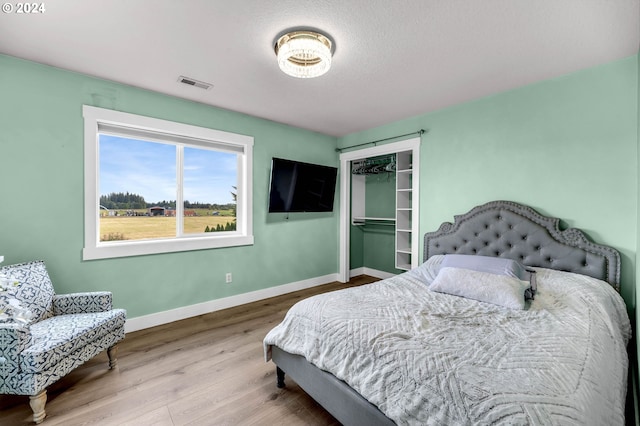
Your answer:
(268, 157), (338, 213)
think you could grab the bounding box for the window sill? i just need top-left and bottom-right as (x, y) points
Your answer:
(83, 234), (254, 260)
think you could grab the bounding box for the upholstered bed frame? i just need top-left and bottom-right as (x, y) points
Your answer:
(270, 200), (621, 425)
(423, 200), (620, 290)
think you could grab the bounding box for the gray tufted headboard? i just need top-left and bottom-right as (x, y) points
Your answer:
(423, 200), (621, 291)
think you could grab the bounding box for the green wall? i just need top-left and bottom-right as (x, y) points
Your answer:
(360, 173), (404, 274)
(1, 52), (638, 332)
(362, 174), (399, 273)
(0, 55), (339, 318)
(341, 55), (638, 310)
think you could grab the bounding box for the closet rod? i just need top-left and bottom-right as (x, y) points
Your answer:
(335, 129), (426, 153)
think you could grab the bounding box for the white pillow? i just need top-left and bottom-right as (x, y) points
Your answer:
(430, 267), (529, 310)
(440, 254), (528, 279)
(439, 254), (536, 299)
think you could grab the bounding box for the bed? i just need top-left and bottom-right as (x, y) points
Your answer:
(263, 200), (631, 425)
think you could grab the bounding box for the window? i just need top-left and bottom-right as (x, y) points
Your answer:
(83, 105), (253, 260)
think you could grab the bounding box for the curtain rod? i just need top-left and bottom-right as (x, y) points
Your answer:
(335, 129), (426, 153)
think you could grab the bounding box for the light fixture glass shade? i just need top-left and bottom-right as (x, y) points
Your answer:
(275, 31), (332, 79)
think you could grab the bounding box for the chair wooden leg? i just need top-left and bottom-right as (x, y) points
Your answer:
(107, 344), (119, 369)
(29, 390), (47, 424)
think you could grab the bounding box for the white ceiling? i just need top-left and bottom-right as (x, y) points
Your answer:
(1, 0), (638, 137)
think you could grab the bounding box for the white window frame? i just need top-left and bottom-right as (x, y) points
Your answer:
(83, 105), (254, 260)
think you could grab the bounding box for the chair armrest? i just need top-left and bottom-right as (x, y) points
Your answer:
(0, 323), (32, 375)
(53, 292), (113, 315)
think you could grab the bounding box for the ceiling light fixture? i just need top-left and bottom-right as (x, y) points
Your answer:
(274, 30), (333, 79)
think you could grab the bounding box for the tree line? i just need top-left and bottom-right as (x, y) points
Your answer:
(100, 192), (235, 211)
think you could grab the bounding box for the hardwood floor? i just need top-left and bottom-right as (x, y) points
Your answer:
(0, 276), (378, 426)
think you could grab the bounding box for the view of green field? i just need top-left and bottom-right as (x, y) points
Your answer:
(99, 209), (235, 241)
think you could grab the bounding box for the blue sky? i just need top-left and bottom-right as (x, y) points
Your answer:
(100, 135), (237, 204)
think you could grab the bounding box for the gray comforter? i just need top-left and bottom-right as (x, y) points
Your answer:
(264, 263), (631, 425)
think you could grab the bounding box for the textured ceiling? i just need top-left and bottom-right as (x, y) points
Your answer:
(1, 0), (638, 137)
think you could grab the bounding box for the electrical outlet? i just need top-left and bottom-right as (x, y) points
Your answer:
(225, 272), (232, 283)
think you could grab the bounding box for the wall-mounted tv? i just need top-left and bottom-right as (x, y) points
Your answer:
(268, 157), (338, 213)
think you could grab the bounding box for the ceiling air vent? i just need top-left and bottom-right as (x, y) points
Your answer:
(178, 76), (212, 90)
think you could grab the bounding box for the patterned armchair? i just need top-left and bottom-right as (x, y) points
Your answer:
(0, 260), (126, 424)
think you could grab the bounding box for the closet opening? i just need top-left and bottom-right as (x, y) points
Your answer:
(338, 137), (420, 282)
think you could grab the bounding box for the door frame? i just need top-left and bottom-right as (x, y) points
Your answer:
(338, 137), (421, 282)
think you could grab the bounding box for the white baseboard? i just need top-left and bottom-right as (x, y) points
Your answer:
(349, 267), (365, 277)
(125, 272), (339, 333)
(351, 267), (395, 280)
(125, 268), (398, 333)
